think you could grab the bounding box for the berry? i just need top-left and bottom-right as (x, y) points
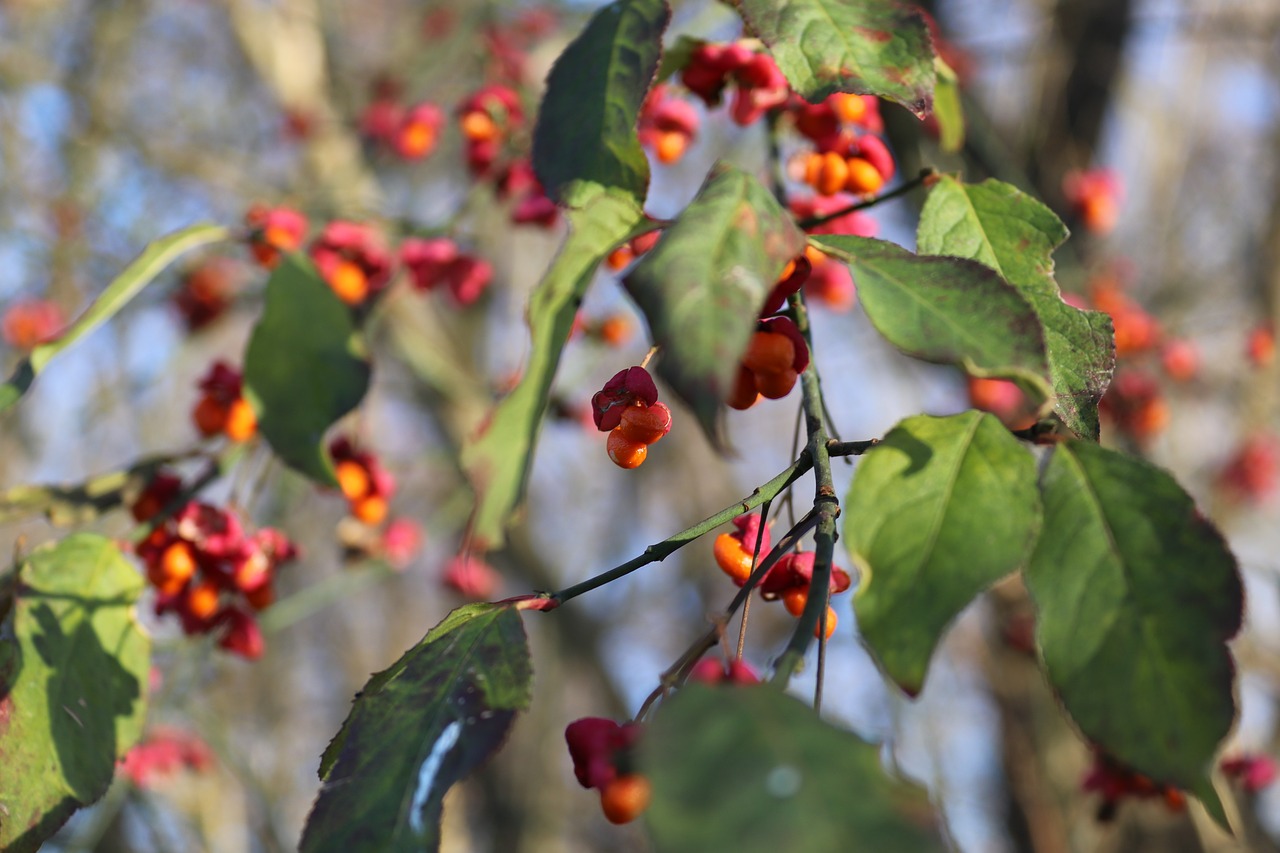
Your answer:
(844, 156), (884, 195)
(754, 367), (799, 400)
(727, 365), (760, 410)
(192, 395), (228, 437)
(1246, 325), (1275, 367)
(185, 580), (221, 621)
(600, 774), (651, 825)
(815, 605), (837, 639)
(151, 542), (197, 595)
(815, 151), (849, 196)
(336, 460), (372, 501)
(352, 494), (389, 525)
(224, 397), (257, 442)
(328, 259), (370, 304)
(713, 533), (754, 584)
(782, 586), (807, 617)
(607, 429), (648, 469)
(2, 298), (65, 349)
(742, 331), (796, 375)
(592, 366), (659, 430)
(619, 402), (671, 445)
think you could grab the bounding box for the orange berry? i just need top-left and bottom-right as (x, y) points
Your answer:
(335, 460), (372, 502)
(802, 151), (824, 187)
(727, 364), (760, 410)
(397, 122), (437, 159)
(224, 397), (257, 442)
(185, 580), (221, 620)
(600, 774), (651, 825)
(460, 110), (498, 142)
(599, 315), (632, 346)
(192, 394), (229, 437)
(754, 367), (799, 400)
(607, 428), (648, 469)
(654, 131), (687, 164)
(803, 245), (826, 266)
(153, 542), (197, 595)
(619, 402), (672, 445)
(713, 533), (753, 584)
(844, 157), (884, 195)
(814, 605), (837, 639)
(352, 494), (389, 525)
(1247, 326), (1275, 367)
(815, 151), (849, 196)
(605, 246), (634, 271)
(742, 331), (795, 375)
(782, 587), (808, 617)
(328, 259), (369, 305)
(830, 93), (867, 124)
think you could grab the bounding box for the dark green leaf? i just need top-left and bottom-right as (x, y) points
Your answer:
(813, 235), (1052, 401)
(0, 534), (150, 853)
(916, 176), (1114, 439)
(624, 164), (806, 442)
(847, 412), (1040, 695)
(736, 0), (934, 116)
(0, 223), (230, 412)
(462, 190), (643, 549)
(1026, 441), (1241, 811)
(301, 603), (532, 853)
(532, 0), (669, 207)
(243, 254), (372, 487)
(642, 685), (942, 852)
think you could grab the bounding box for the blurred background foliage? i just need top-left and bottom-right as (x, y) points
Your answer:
(0, 0), (1277, 850)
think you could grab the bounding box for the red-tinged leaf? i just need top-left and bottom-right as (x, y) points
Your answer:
(302, 603), (532, 853)
(736, 0), (935, 116)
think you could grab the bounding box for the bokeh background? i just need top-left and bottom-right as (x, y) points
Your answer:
(0, 0), (1277, 850)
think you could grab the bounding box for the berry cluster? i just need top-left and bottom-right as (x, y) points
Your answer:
(359, 79), (445, 161)
(564, 717), (650, 825)
(133, 473), (297, 659)
(173, 257), (242, 332)
(1220, 753), (1277, 793)
(604, 225), (661, 271)
(688, 656), (759, 685)
(117, 726), (213, 788)
(1063, 168), (1123, 236)
(1081, 750), (1185, 821)
(191, 361), (257, 443)
(400, 237), (494, 306)
(681, 41), (789, 127)
(331, 436), (396, 526)
(309, 221), (395, 306)
(714, 515), (851, 640)
(729, 316), (810, 410)
(787, 196), (876, 311)
(591, 366), (672, 469)
(637, 84), (700, 164)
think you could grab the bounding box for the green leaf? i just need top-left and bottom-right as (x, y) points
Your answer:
(532, 0), (669, 207)
(931, 58), (964, 153)
(0, 223), (230, 413)
(736, 0), (935, 116)
(846, 412), (1041, 695)
(642, 685), (942, 852)
(656, 34), (704, 83)
(301, 603), (532, 853)
(813, 235), (1053, 401)
(243, 254), (372, 487)
(462, 190), (643, 550)
(0, 534), (151, 853)
(916, 176), (1115, 439)
(624, 164), (806, 442)
(1025, 441), (1241, 804)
